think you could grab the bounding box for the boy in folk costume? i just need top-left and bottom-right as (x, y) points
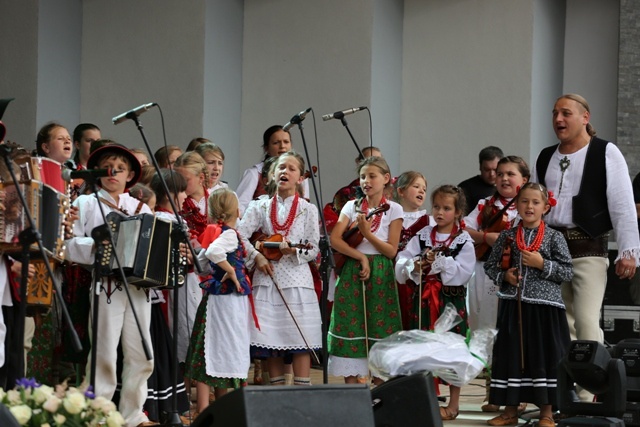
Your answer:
(65, 141), (157, 427)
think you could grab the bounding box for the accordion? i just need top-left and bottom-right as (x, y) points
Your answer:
(100, 212), (186, 288)
(0, 180), (69, 260)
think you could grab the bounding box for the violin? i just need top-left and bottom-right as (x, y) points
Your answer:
(475, 208), (512, 260)
(500, 236), (514, 270)
(333, 202), (391, 275)
(303, 165), (318, 179)
(256, 233), (313, 261)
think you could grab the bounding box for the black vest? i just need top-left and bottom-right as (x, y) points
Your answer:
(536, 137), (612, 238)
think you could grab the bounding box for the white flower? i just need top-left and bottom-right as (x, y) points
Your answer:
(53, 413), (66, 424)
(62, 390), (87, 415)
(42, 395), (62, 413)
(9, 404), (32, 425)
(91, 395), (116, 414)
(33, 384), (54, 404)
(42, 424), (51, 427)
(106, 410), (126, 427)
(6, 389), (21, 405)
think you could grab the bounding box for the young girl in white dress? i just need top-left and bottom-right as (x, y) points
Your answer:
(187, 188), (253, 414)
(238, 150), (321, 386)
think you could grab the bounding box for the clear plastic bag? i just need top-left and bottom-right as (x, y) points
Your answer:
(369, 303), (497, 387)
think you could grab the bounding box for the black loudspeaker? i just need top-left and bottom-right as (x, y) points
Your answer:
(191, 384), (374, 427)
(371, 373), (443, 427)
(0, 403), (20, 427)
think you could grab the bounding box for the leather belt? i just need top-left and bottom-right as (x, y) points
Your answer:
(551, 226), (609, 259)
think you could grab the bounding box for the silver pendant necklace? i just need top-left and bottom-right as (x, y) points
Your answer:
(558, 156), (570, 195)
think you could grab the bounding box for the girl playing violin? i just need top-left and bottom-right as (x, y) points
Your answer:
(395, 184), (475, 421)
(328, 156), (403, 385)
(464, 156), (529, 333)
(238, 150), (321, 386)
(483, 183), (572, 427)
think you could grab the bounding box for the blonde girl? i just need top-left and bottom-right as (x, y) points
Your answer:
(196, 142), (228, 193)
(328, 156), (403, 385)
(395, 185), (475, 420)
(174, 151), (210, 240)
(187, 188), (252, 414)
(394, 171), (430, 330)
(238, 151), (321, 387)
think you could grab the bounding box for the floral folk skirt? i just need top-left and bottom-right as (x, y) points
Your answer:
(328, 254), (402, 358)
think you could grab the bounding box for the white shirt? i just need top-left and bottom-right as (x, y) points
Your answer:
(395, 227), (475, 286)
(463, 196), (520, 232)
(65, 190), (153, 266)
(205, 228), (239, 264)
(339, 199), (404, 255)
(532, 142), (640, 261)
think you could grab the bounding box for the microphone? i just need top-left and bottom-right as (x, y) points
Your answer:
(282, 108), (312, 132)
(322, 106), (367, 121)
(112, 103), (157, 125)
(62, 168), (119, 182)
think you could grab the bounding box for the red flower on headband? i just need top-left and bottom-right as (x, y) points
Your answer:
(459, 219), (466, 230)
(547, 190), (557, 207)
(516, 185), (521, 193)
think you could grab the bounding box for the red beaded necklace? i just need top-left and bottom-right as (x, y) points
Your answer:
(359, 197), (386, 233)
(181, 186), (209, 237)
(430, 223), (458, 248)
(516, 221), (545, 252)
(270, 193), (299, 237)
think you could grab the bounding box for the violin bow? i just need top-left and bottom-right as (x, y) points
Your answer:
(517, 255), (524, 372)
(362, 277), (371, 382)
(266, 272), (321, 365)
(417, 246), (435, 330)
(418, 256), (423, 331)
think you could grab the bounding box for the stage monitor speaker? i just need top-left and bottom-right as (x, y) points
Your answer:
(0, 403), (20, 427)
(191, 384), (374, 427)
(371, 372), (443, 427)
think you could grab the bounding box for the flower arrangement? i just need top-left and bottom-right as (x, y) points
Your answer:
(0, 378), (125, 427)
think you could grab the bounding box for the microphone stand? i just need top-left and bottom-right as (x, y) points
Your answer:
(123, 114), (201, 427)
(290, 113), (334, 384)
(85, 178), (153, 391)
(339, 117), (364, 160)
(0, 145), (81, 379)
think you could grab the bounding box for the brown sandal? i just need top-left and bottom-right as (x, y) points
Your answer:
(538, 416), (555, 427)
(487, 413), (519, 426)
(440, 406), (459, 421)
(482, 403), (501, 412)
